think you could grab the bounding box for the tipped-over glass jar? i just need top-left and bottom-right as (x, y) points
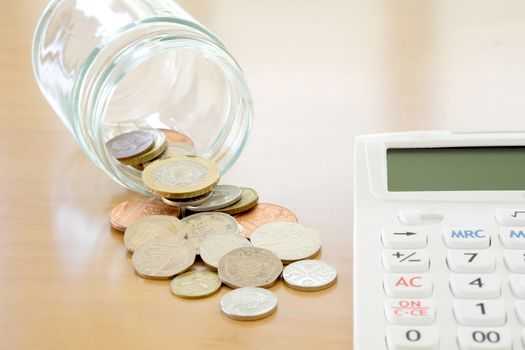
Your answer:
(32, 0), (253, 195)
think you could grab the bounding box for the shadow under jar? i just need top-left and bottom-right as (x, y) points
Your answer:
(32, 0), (253, 195)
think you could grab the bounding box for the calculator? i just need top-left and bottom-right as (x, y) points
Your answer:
(353, 131), (525, 350)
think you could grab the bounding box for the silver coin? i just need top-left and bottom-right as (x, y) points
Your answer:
(160, 142), (197, 158)
(105, 130), (154, 160)
(200, 233), (252, 269)
(180, 212), (240, 254)
(143, 142), (197, 167)
(220, 287), (277, 321)
(161, 191), (213, 207)
(282, 260), (337, 291)
(250, 222), (322, 263)
(186, 185), (242, 212)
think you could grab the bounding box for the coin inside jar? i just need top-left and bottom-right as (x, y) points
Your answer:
(282, 260), (337, 291)
(120, 129), (167, 165)
(186, 185), (242, 212)
(142, 142), (197, 168)
(158, 129), (194, 145)
(220, 287), (278, 321)
(106, 130), (154, 160)
(218, 247), (283, 289)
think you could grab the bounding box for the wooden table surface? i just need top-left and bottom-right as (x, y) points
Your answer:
(2, 1), (525, 349)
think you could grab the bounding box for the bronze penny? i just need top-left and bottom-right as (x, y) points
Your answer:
(234, 203), (298, 239)
(158, 129), (194, 146)
(110, 199), (180, 231)
(106, 130), (154, 160)
(218, 247), (283, 289)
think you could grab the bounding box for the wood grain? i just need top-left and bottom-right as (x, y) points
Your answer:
(2, 0), (525, 349)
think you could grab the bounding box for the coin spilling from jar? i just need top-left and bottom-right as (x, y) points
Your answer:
(107, 128), (337, 321)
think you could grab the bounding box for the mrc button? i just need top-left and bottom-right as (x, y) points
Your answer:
(443, 228), (490, 249)
(500, 227), (525, 249)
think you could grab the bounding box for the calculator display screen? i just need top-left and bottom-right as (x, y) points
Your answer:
(387, 147), (525, 191)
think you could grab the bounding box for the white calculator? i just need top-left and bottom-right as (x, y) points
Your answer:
(353, 131), (525, 350)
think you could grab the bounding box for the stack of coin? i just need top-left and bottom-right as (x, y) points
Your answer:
(106, 129), (196, 170)
(106, 128), (338, 321)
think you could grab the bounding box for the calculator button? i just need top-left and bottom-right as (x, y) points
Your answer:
(447, 250), (496, 273)
(453, 300), (506, 326)
(495, 209), (525, 226)
(397, 209), (444, 226)
(382, 228), (427, 249)
(515, 300), (525, 324)
(382, 250), (430, 273)
(457, 327), (511, 350)
(444, 228), (490, 249)
(450, 274), (501, 299)
(384, 273), (433, 298)
(384, 299), (436, 325)
(509, 274), (525, 298)
(499, 227), (525, 249)
(503, 250), (525, 273)
(386, 326), (439, 350)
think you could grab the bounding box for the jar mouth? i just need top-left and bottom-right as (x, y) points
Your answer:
(72, 19), (253, 195)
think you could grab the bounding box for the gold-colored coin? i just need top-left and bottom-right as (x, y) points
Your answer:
(124, 215), (186, 252)
(132, 236), (196, 279)
(218, 247), (283, 289)
(216, 187), (258, 215)
(142, 156), (220, 199)
(250, 222), (321, 263)
(170, 270), (222, 299)
(121, 130), (167, 165)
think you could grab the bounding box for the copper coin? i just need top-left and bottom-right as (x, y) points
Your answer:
(234, 203), (298, 239)
(106, 130), (154, 160)
(110, 199), (181, 231)
(158, 129), (194, 146)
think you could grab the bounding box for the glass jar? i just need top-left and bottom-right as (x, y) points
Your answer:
(32, 0), (253, 195)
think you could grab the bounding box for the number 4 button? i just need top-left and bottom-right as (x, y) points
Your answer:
(450, 274), (501, 299)
(386, 326), (439, 350)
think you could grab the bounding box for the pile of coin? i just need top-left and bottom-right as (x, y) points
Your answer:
(107, 128), (337, 321)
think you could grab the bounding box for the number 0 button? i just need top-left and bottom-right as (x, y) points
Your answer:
(457, 327), (511, 350)
(386, 325), (439, 350)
